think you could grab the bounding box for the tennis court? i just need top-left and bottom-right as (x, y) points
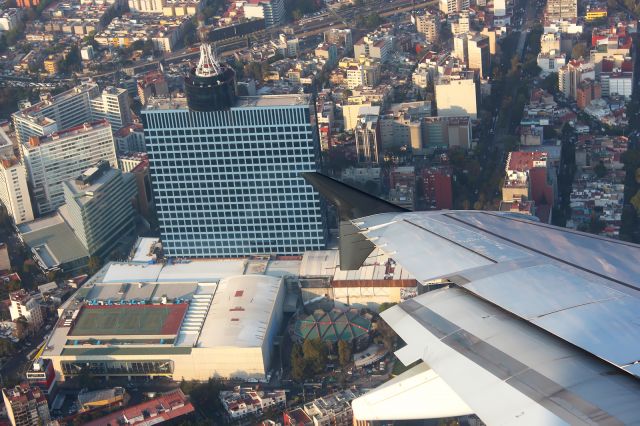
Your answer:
(69, 304), (188, 336)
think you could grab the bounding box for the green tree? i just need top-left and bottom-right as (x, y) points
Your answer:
(376, 319), (397, 351)
(378, 302), (396, 313)
(0, 339), (15, 357)
(571, 42), (587, 60)
(540, 72), (558, 94)
(15, 317), (29, 340)
(338, 340), (352, 367)
(594, 161), (607, 178)
(302, 339), (328, 375)
(87, 256), (103, 275)
(291, 343), (306, 381)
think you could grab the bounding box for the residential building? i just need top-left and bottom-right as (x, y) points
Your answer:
(118, 152), (147, 173)
(143, 94), (326, 257)
(0, 243), (10, 272)
(16, 0), (39, 8)
(493, 0), (506, 16)
(9, 290), (43, 328)
(61, 161), (136, 257)
(137, 71), (169, 105)
(12, 83), (131, 145)
(324, 28), (353, 52)
(20, 120), (118, 215)
(481, 28), (498, 55)
(25, 359), (57, 397)
(423, 166), (453, 209)
(0, 9), (22, 32)
(115, 122), (146, 153)
(354, 33), (394, 63)
(558, 60), (595, 100)
(537, 50), (566, 76)
(435, 74), (477, 118)
(128, 0), (165, 13)
(379, 101), (432, 151)
(546, 0), (577, 21)
(220, 387), (286, 419)
(355, 109), (381, 165)
(346, 62), (380, 89)
(422, 116), (472, 149)
(315, 43), (338, 66)
(467, 33), (491, 78)
(520, 125), (543, 146)
(413, 11), (439, 43)
(389, 166), (416, 210)
(502, 151), (555, 223)
(80, 45), (95, 61)
(243, 0), (285, 27)
(576, 79), (601, 109)
(585, 8), (607, 21)
(2, 384), (50, 426)
(290, 389), (360, 426)
(0, 127), (34, 225)
(450, 11), (470, 36)
(84, 390), (195, 426)
(439, 0), (469, 14)
(540, 32), (561, 54)
(43, 56), (59, 75)
(412, 63), (430, 89)
(90, 87), (133, 132)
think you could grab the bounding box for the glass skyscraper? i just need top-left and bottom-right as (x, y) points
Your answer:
(142, 94), (327, 258)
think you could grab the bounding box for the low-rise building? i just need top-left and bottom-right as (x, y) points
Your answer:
(220, 387), (286, 419)
(84, 390), (195, 426)
(78, 387), (127, 412)
(284, 390), (360, 426)
(422, 166), (453, 210)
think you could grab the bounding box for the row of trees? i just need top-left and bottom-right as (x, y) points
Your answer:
(290, 339), (355, 381)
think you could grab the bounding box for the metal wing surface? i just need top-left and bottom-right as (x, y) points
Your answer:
(301, 172), (640, 424)
(352, 211), (640, 425)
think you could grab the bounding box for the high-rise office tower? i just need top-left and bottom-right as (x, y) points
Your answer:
(142, 45), (326, 258)
(20, 120), (118, 215)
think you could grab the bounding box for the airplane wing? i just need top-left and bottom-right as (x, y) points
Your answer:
(303, 173), (640, 425)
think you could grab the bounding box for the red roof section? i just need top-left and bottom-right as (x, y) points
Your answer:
(507, 151), (547, 172)
(84, 390), (194, 426)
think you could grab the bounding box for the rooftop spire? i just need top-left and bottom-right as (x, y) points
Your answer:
(195, 43), (222, 78)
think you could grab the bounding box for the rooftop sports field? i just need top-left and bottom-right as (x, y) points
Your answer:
(69, 304), (188, 336)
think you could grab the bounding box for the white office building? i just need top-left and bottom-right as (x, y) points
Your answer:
(142, 95), (327, 258)
(0, 128), (34, 225)
(61, 161), (136, 257)
(0, 156), (34, 225)
(20, 120), (118, 215)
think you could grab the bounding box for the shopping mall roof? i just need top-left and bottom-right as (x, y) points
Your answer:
(199, 274), (283, 348)
(293, 308), (372, 342)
